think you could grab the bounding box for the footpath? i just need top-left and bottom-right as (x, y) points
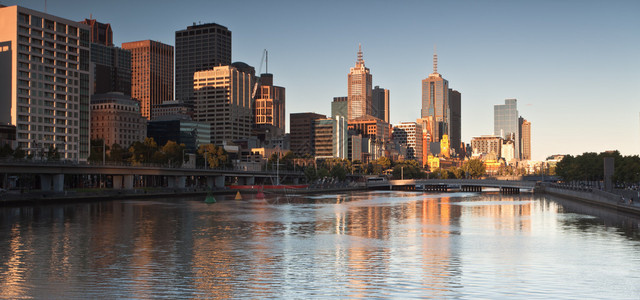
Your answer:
(541, 183), (640, 215)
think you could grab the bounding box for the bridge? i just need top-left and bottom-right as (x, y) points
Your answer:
(0, 161), (305, 192)
(367, 179), (538, 193)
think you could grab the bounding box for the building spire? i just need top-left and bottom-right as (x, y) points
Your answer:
(433, 45), (438, 74)
(357, 43), (364, 65)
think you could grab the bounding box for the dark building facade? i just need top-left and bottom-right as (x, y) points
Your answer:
(90, 43), (131, 95)
(372, 86), (389, 123)
(448, 89), (461, 155)
(175, 23), (232, 102)
(147, 119), (210, 151)
(290, 113), (326, 157)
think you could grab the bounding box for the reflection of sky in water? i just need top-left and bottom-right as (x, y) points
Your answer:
(0, 191), (639, 299)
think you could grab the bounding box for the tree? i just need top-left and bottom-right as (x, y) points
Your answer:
(129, 137), (158, 165)
(46, 145), (60, 161)
(108, 143), (127, 163)
(161, 140), (186, 167)
(198, 144), (229, 169)
(13, 147), (26, 159)
(0, 144), (14, 159)
(330, 163), (347, 181)
(463, 159), (486, 178)
(88, 139), (108, 163)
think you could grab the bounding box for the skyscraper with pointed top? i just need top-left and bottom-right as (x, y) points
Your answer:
(420, 48), (449, 144)
(347, 44), (373, 120)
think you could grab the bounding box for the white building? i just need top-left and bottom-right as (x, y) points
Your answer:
(392, 122), (423, 164)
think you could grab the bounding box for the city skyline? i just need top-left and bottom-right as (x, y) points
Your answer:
(3, 0), (639, 161)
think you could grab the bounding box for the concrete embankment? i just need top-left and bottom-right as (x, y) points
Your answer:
(542, 184), (640, 215)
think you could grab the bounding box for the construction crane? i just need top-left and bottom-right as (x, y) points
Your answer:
(252, 49), (268, 100)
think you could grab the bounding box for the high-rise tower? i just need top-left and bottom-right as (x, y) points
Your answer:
(494, 99), (520, 159)
(372, 86), (390, 123)
(0, 6), (92, 161)
(175, 23), (231, 103)
(421, 48), (449, 143)
(122, 40), (173, 120)
(347, 44), (372, 120)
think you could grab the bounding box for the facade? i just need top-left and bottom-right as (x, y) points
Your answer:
(255, 73), (285, 132)
(372, 86), (390, 123)
(313, 116), (348, 159)
(121, 40), (173, 120)
(349, 132), (362, 162)
(331, 96), (348, 118)
(421, 51), (449, 143)
(193, 65), (253, 146)
(0, 124), (17, 148)
(392, 122), (423, 164)
(348, 118), (390, 144)
(147, 119), (210, 151)
(90, 92), (146, 149)
(471, 135), (502, 158)
(448, 89), (461, 155)
(152, 100), (193, 121)
(79, 18), (112, 46)
(175, 23), (232, 102)
(0, 6), (92, 160)
(347, 45), (372, 120)
(290, 112), (326, 157)
(520, 117), (531, 160)
(494, 99), (519, 159)
(90, 43), (131, 95)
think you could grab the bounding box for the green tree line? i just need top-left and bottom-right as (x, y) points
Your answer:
(555, 151), (640, 184)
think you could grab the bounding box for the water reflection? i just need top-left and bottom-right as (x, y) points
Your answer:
(1, 191), (639, 298)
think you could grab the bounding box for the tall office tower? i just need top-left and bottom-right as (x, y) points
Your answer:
(372, 86), (389, 123)
(313, 116), (348, 159)
(494, 99), (519, 159)
(193, 65), (253, 146)
(347, 44), (372, 120)
(290, 112), (326, 157)
(79, 18), (112, 46)
(122, 40), (173, 120)
(421, 49), (449, 143)
(90, 43), (131, 95)
(90, 92), (146, 149)
(255, 73), (285, 133)
(175, 23), (231, 102)
(392, 122), (423, 164)
(520, 117), (531, 160)
(0, 6), (92, 161)
(448, 89), (461, 155)
(331, 96), (348, 118)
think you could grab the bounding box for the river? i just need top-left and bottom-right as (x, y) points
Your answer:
(1, 190), (639, 299)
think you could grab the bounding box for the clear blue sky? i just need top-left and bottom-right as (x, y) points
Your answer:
(4, 0), (640, 161)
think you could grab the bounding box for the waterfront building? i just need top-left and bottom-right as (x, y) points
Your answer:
(90, 92), (146, 149)
(348, 117), (389, 162)
(151, 100), (193, 121)
(471, 135), (502, 158)
(193, 64), (253, 146)
(520, 117), (531, 160)
(448, 89), (461, 155)
(392, 122), (423, 164)
(348, 44), (373, 120)
(421, 49), (449, 144)
(255, 73), (285, 133)
(313, 116), (348, 159)
(79, 18), (112, 46)
(290, 112), (326, 157)
(147, 119), (210, 151)
(175, 23), (231, 103)
(331, 96), (348, 119)
(122, 40), (173, 120)
(494, 99), (519, 159)
(90, 43), (131, 96)
(372, 86), (390, 123)
(0, 5), (91, 160)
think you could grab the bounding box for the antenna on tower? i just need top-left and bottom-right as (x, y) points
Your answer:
(266, 49), (268, 74)
(433, 45), (438, 74)
(357, 43), (363, 63)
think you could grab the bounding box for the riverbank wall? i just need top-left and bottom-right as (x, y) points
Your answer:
(541, 183), (640, 215)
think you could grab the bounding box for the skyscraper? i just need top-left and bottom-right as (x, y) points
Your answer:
(494, 99), (519, 159)
(331, 96), (348, 119)
(255, 73), (285, 133)
(193, 64), (253, 146)
(79, 18), (112, 46)
(0, 5), (92, 160)
(347, 44), (372, 120)
(290, 112), (326, 157)
(372, 86), (390, 123)
(122, 40), (173, 120)
(392, 122), (423, 164)
(448, 89), (461, 155)
(421, 49), (449, 143)
(175, 23), (231, 102)
(520, 117), (531, 160)
(90, 43), (131, 96)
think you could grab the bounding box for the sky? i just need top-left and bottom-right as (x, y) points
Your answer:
(3, 0), (640, 161)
